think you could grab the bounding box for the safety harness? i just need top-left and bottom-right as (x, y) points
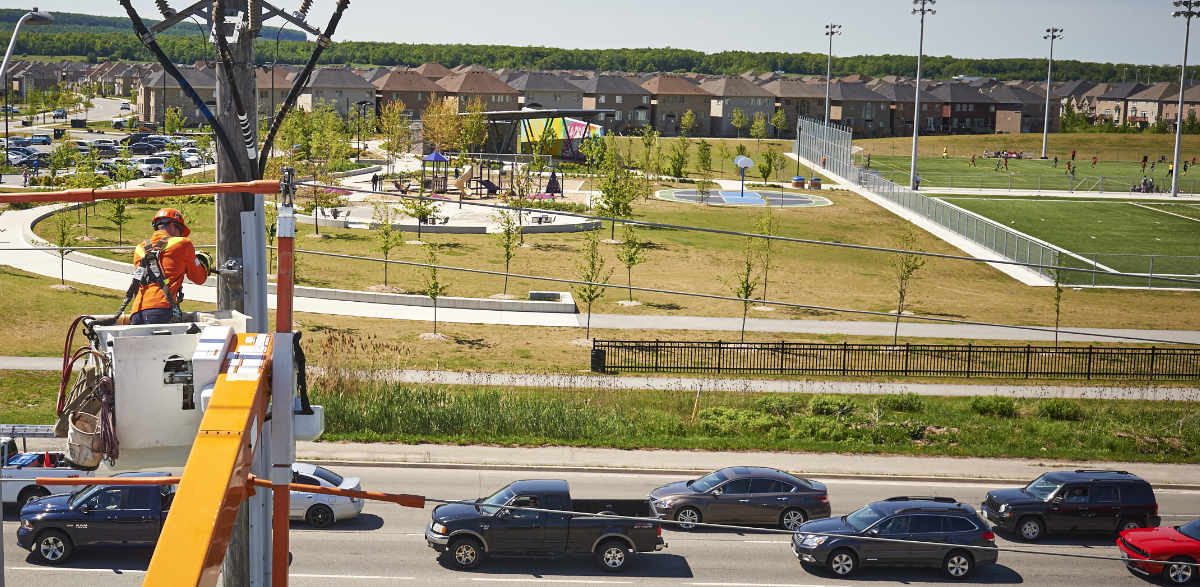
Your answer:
(112, 238), (183, 323)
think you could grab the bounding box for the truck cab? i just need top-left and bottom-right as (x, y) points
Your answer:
(17, 471), (174, 564)
(1, 436), (92, 507)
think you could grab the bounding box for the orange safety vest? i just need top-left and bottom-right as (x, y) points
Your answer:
(129, 230), (209, 314)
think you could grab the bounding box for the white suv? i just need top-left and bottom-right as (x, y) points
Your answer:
(134, 156), (165, 176)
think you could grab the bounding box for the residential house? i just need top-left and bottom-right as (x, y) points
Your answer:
(640, 74), (712, 136)
(1094, 82), (1147, 125)
(255, 65), (294, 122)
(506, 71), (584, 110)
(921, 82), (996, 133)
(826, 82), (889, 137)
(10, 61), (61, 99)
(761, 78), (825, 136)
(413, 62), (452, 82)
(435, 70), (519, 112)
(1125, 82), (1177, 128)
(699, 76), (775, 138)
(1052, 79), (1096, 116)
(1159, 84), (1200, 129)
(571, 73), (652, 134)
(296, 67), (377, 117)
(985, 83), (1055, 133)
(866, 77), (917, 137)
(138, 65), (217, 125)
(372, 68), (443, 120)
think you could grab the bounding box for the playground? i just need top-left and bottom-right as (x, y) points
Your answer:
(656, 188), (833, 207)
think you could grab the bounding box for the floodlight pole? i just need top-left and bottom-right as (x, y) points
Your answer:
(1173, 1), (1198, 197)
(823, 24), (841, 129)
(909, 0), (934, 190)
(1041, 27), (1062, 159)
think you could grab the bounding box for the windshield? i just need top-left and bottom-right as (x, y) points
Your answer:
(479, 487), (516, 515)
(690, 470), (729, 493)
(1180, 519), (1200, 541)
(845, 505), (886, 532)
(312, 466), (344, 487)
(1024, 474), (1063, 501)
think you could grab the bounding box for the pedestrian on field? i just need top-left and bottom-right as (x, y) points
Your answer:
(1143, 154), (1149, 165)
(1003, 158), (1009, 171)
(821, 156), (827, 168)
(1065, 161), (1071, 175)
(1192, 156), (1197, 165)
(866, 153), (872, 168)
(1053, 155), (1058, 168)
(942, 147), (948, 159)
(913, 173), (921, 191)
(994, 158), (1003, 171)
(1142, 160), (1147, 172)
(1185, 161), (1190, 174)
(1091, 156), (1097, 168)
(1071, 149), (1076, 161)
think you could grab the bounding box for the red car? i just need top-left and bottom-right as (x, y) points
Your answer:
(1118, 517), (1200, 584)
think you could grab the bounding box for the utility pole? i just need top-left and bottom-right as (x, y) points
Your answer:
(1173, 1), (1198, 197)
(1041, 27), (1062, 160)
(910, 0), (935, 190)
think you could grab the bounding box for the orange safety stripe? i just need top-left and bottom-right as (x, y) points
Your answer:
(0, 179), (281, 205)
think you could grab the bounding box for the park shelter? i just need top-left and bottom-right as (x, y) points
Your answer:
(422, 150), (450, 192)
(518, 116), (604, 160)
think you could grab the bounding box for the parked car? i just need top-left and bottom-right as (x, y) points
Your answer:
(17, 471), (174, 564)
(14, 153), (50, 167)
(7, 136), (30, 147)
(1119, 517), (1200, 585)
(1, 437), (93, 507)
(791, 496), (997, 579)
(120, 102), (131, 110)
(649, 466), (830, 530)
(52, 108), (67, 119)
(290, 463), (363, 528)
(426, 479), (666, 571)
(28, 134), (51, 145)
(130, 142), (157, 155)
(134, 156), (166, 176)
(981, 469), (1160, 541)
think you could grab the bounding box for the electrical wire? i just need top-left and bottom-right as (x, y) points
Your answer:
(258, 0), (352, 177)
(299, 182), (1200, 288)
(211, 0), (259, 177)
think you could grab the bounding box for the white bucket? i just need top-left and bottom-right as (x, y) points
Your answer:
(66, 411), (103, 470)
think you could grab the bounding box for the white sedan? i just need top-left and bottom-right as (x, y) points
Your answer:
(290, 463), (363, 528)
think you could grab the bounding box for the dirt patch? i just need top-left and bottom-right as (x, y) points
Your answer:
(367, 284), (405, 293)
(418, 332), (449, 342)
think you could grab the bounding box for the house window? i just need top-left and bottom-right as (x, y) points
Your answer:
(615, 95), (623, 104)
(969, 104), (975, 112)
(642, 96), (650, 104)
(989, 105), (995, 112)
(598, 95), (606, 104)
(615, 111), (623, 120)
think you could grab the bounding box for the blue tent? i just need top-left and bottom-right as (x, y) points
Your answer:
(423, 151), (449, 162)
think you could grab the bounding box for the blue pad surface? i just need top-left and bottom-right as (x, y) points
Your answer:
(719, 191), (765, 204)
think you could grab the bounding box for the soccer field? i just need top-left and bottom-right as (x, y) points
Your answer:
(934, 195), (1200, 287)
(867, 154), (1200, 193)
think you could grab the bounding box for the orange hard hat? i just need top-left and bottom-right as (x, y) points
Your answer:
(152, 208), (190, 237)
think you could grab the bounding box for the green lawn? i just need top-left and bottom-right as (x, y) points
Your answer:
(867, 154), (1199, 192)
(856, 133), (1200, 163)
(939, 196), (1200, 285)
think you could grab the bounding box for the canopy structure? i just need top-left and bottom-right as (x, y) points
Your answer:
(518, 116), (604, 160)
(467, 108), (613, 155)
(421, 151), (450, 192)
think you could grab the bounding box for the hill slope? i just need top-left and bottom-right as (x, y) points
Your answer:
(0, 9), (305, 42)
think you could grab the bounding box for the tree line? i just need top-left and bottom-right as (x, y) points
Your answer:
(0, 9), (304, 42)
(10, 29), (1189, 83)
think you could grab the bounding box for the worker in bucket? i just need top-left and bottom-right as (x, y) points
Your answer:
(123, 208), (213, 325)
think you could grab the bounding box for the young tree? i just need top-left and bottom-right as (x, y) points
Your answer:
(726, 238), (760, 342)
(750, 112), (768, 144)
(890, 227), (928, 345)
(638, 125), (658, 179)
(757, 147), (782, 183)
(163, 106), (185, 135)
(730, 108), (749, 138)
(49, 207), (79, 286)
(666, 138), (689, 178)
(754, 207), (780, 302)
(679, 109), (697, 138)
(372, 203), (404, 286)
(696, 139), (712, 172)
(769, 109), (788, 138)
(507, 163), (535, 245)
(49, 141), (76, 179)
(164, 151), (185, 184)
(421, 243), (450, 334)
(596, 148), (638, 240)
(421, 97), (461, 154)
(615, 223), (647, 303)
(104, 199), (132, 244)
(379, 98), (412, 175)
(114, 146), (138, 188)
(1052, 264), (1065, 348)
(573, 229), (612, 339)
(493, 209), (521, 295)
(695, 168), (715, 205)
(715, 141), (732, 177)
(578, 134), (606, 190)
(458, 96), (488, 155)
(399, 196), (438, 241)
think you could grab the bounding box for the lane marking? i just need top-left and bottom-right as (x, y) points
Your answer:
(1132, 201), (1200, 223)
(293, 573), (414, 580)
(5, 566), (146, 573)
(470, 579), (632, 585)
(690, 583), (828, 587)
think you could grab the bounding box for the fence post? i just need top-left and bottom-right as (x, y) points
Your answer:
(1008, 175), (1012, 191)
(1148, 256), (1154, 290)
(1038, 175), (1042, 192)
(653, 339), (660, 372)
(966, 343), (972, 378)
(1086, 345), (1093, 380)
(779, 340), (785, 373)
(590, 344), (607, 373)
(1091, 254), (1098, 287)
(841, 341), (848, 376)
(1149, 346), (1156, 381)
(904, 343), (910, 376)
(1099, 176), (1104, 193)
(715, 340), (722, 373)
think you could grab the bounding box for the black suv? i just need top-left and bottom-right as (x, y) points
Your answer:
(981, 470), (1160, 541)
(791, 496), (997, 579)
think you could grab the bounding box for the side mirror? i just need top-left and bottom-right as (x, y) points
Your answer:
(711, 488), (723, 497)
(868, 528), (880, 536)
(78, 503), (89, 514)
(495, 508), (509, 519)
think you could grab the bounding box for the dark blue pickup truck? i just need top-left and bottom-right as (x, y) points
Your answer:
(426, 479), (666, 572)
(17, 471), (174, 564)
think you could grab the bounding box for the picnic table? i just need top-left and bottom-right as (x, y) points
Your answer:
(532, 214), (553, 224)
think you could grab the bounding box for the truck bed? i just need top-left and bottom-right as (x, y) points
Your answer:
(570, 498), (651, 518)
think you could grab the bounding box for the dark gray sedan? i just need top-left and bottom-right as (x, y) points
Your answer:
(648, 466), (830, 530)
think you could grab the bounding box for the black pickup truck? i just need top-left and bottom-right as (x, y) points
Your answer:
(426, 479), (666, 571)
(17, 471), (174, 564)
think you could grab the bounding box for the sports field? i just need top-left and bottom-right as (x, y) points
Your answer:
(866, 154), (1199, 193)
(934, 195), (1200, 287)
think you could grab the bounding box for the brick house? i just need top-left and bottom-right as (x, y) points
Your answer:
(413, 62), (452, 83)
(296, 67), (377, 117)
(506, 71), (584, 110)
(985, 83), (1056, 133)
(699, 76), (776, 138)
(1125, 82), (1178, 127)
(372, 68), (443, 120)
(1095, 82), (1147, 125)
(640, 74), (712, 136)
(138, 65), (217, 125)
(1160, 84), (1200, 128)
(826, 82), (889, 138)
(921, 82), (996, 133)
(761, 78), (825, 137)
(866, 77), (917, 137)
(255, 65), (294, 122)
(435, 70), (519, 112)
(570, 74), (652, 133)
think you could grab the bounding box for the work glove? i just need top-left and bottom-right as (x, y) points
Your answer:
(196, 251), (214, 274)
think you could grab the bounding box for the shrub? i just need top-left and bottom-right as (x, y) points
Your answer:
(697, 407), (782, 435)
(810, 395), (856, 417)
(874, 393), (925, 413)
(969, 395), (1017, 417)
(754, 394), (809, 416)
(1038, 398), (1085, 421)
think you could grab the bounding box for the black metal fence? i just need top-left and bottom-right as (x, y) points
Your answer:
(590, 340), (1200, 380)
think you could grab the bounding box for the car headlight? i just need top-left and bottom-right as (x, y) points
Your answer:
(998, 503), (1011, 515)
(657, 498), (678, 508)
(431, 522), (447, 535)
(20, 519), (32, 530)
(802, 534), (828, 547)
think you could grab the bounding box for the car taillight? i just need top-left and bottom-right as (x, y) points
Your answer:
(818, 496), (828, 502)
(1153, 503), (1159, 516)
(981, 531), (995, 541)
(657, 525), (662, 537)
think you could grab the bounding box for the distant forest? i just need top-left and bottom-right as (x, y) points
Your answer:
(0, 9), (305, 43)
(3, 11), (1185, 83)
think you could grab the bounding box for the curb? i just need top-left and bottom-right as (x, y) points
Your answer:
(293, 458), (1200, 491)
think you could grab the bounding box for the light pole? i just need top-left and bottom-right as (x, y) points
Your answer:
(1041, 27), (1062, 160)
(909, 0), (934, 190)
(0, 7), (52, 187)
(823, 23), (841, 129)
(1173, 1), (1199, 197)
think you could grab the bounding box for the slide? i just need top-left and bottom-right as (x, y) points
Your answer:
(453, 165), (474, 195)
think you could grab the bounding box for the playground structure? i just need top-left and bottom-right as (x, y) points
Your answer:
(414, 152), (558, 199)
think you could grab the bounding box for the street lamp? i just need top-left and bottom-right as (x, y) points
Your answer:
(909, 0), (934, 190)
(1172, 1), (1199, 197)
(1041, 27), (1062, 160)
(356, 100), (371, 154)
(1, 7), (52, 183)
(823, 23), (841, 129)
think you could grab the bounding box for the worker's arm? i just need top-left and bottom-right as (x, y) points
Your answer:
(176, 239), (210, 285)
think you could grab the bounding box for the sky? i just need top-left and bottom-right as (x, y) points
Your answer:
(14, 0), (1196, 66)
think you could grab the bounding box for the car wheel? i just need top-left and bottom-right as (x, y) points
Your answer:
(305, 504), (335, 529)
(943, 550), (975, 579)
(1165, 556), (1197, 585)
(448, 536), (483, 570)
(1017, 516), (1044, 541)
(780, 508), (807, 530)
(17, 486), (50, 508)
(1117, 517), (1143, 533)
(828, 548), (857, 577)
(595, 538), (631, 572)
(674, 507), (702, 530)
(33, 530), (72, 565)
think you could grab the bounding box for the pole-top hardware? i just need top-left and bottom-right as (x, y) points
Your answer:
(280, 167), (296, 207)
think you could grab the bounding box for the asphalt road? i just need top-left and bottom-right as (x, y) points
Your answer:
(4, 466), (1198, 586)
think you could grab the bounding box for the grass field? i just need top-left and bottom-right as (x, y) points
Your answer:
(856, 133), (1200, 163)
(610, 136), (824, 181)
(865, 154), (1199, 192)
(935, 196), (1200, 286)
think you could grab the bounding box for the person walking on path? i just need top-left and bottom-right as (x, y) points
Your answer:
(21, 168), (30, 187)
(126, 209), (211, 325)
(1091, 156), (1098, 168)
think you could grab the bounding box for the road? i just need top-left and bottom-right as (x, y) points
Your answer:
(5, 465), (1198, 586)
